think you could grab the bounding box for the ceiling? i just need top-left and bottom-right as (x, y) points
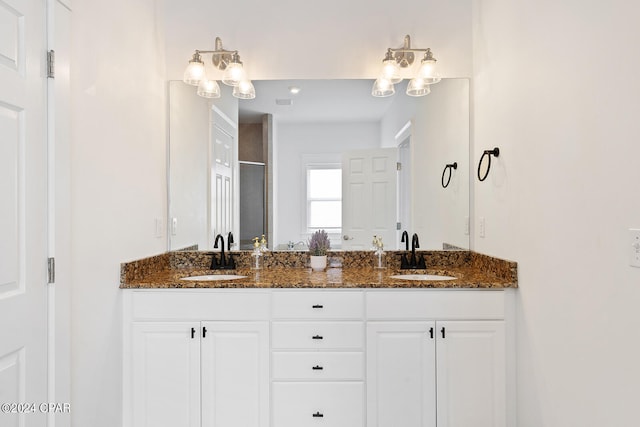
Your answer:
(238, 79), (404, 124)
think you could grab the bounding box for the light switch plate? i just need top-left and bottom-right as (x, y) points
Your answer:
(154, 218), (163, 238)
(630, 229), (640, 268)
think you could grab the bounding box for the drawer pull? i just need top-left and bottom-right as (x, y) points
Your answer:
(312, 365), (324, 370)
(312, 304), (324, 309)
(312, 412), (324, 418)
(312, 335), (324, 340)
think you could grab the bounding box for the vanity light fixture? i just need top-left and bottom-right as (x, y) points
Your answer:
(183, 37), (255, 99)
(372, 35), (441, 98)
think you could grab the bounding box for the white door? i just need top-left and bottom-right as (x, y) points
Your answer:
(201, 321), (269, 427)
(436, 321), (506, 427)
(0, 0), (48, 425)
(209, 106), (237, 249)
(366, 322), (437, 427)
(342, 148), (398, 250)
(132, 322), (201, 427)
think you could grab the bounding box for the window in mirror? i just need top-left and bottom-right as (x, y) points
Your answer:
(306, 166), (342, 232)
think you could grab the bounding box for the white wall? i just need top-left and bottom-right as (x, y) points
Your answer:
(70, 0), (166, 426)
(274, 121), (380, 246)
(472, 1), (640, 425)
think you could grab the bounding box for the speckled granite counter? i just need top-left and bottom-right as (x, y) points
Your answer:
(120, 250), (517, 289)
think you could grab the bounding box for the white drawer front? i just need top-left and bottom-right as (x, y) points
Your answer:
(272, 291), (364, 319)
(272, 382), (364, 427)
(272, 352), (363, 380)
(130, 290), (270, 320)
(366, 290), (505, 320)
(272, 322), (364, 350)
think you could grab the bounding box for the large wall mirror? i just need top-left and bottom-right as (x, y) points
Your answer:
(168, 78), (469, 252)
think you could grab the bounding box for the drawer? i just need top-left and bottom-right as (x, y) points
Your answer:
(272, 322), (364, 350)
(272, 291), (364, 319)
(366, 290), (506, 320)
(272, 382), (364, 427)
(272, 352), (363, 380)
(129, 290), (270, 320)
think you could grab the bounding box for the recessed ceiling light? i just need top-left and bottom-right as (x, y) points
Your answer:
(288, 86), (301, 95)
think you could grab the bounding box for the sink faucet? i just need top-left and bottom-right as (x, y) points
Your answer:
(401, 230), (409, 251)
(401, 232), (426, 269)
(227, 232), (234, 251)
(211, 234), (236, 270)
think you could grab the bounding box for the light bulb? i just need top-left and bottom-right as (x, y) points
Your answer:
(197, 78), (221, 98)
(380, 50), (402, 84)
(418, 50), (441, 84)
(371, 78), (395, 97)
(222, 53), (246, 87)
(183, 53), (205, 86)
(406, 78), (431, 97)
(233, 80), (256, 99)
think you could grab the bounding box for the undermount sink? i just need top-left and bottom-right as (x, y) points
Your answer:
(180, 274), (247, 282)
(390, 274), (456, 281)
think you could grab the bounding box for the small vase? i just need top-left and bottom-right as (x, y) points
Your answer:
(310, 255), (327, 271)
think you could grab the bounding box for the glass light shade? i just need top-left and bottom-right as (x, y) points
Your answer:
(232, 80), (256, 99)
(381, 58), (402, 84)
(197, 78), (221, 98)
(183, 59), (205, 86)
(371, 78), (395, 97)
(418, 59), (441, 84)
(222, 62), (246, 87)
(406, 78), (431, 97)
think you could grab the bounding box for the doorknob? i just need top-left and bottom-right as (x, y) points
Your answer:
(343, 235), (354, 241)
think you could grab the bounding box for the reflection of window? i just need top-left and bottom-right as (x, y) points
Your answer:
(306, 166), (342, 231)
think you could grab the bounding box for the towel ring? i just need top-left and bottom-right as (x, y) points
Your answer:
(441, 162), (457, 188)
(477, 147), (500, 182)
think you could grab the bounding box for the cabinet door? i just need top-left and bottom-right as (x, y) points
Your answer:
(366, 322), (436, 427)
(132, 322), (201, 427)
(436, 321), (506, 427)
(201, 321), (269, 427)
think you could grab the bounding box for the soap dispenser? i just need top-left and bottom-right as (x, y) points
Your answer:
(251, 237), (263, 269)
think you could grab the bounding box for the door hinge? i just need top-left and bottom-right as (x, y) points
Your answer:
(47, 257), (55, 284)
(396, 162), (402, 171)
(47, 50), (55, 79)
(396, 222), (401, 230)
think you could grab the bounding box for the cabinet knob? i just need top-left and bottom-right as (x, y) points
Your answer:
(191, 327), (196, 339)
(312, 412), (324, 418)
(441, 327), (446, 339)
(312, 365), (324, 370)
(312, 335), (324, 340)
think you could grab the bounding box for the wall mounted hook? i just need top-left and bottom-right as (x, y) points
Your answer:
(477, 147), (500, 182)
(441, 162), (457, 188)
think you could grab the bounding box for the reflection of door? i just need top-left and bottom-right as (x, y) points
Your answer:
(209, 107), (237, 248)
(342, 148), (397, 250)
(398, 138), (412, 239)
(0, 0), (48, 423)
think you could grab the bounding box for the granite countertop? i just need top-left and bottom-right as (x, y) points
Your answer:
(120, 249), (517, 289)
(121, 265), (514, 289)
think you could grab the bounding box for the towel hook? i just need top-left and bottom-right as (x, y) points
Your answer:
(441, 162), (457, 188)
(477, 147), (500, 182)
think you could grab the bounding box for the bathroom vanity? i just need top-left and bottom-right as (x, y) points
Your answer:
(120, 250), (517, 427)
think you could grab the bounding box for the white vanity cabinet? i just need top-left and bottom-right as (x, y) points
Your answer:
(123, 288), (513, 427)
(123, 291), (270, 427)
(366, 291), (509, 427)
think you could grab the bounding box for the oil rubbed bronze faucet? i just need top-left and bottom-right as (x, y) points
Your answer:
(400, 232), (426, 269)
(211, 234), (236, 270)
